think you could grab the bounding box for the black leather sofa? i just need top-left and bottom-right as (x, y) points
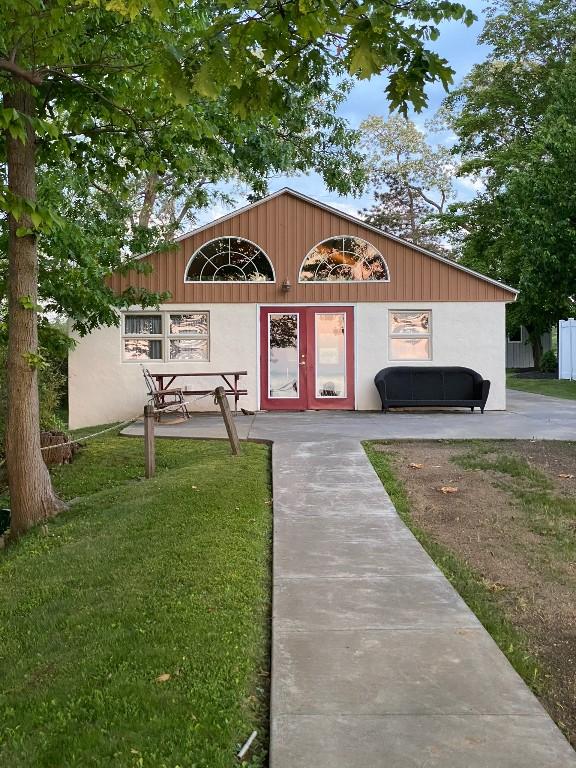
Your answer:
(374, 366), (491, 413)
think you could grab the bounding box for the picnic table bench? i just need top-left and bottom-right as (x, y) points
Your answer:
(149, 371), (248, 413)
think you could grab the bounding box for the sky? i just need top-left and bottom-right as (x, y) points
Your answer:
(196, 0), (490, 227)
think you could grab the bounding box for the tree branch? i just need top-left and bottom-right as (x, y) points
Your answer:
(412, 185), (443, 211)
(0, 59), (43, 85)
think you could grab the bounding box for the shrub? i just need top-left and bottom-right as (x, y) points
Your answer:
(540, 350), (558, 373)
(0, 346), (67, 461)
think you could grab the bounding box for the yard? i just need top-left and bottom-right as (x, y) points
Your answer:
(507, 372), (576, 400)
(366, 439), (576, 747)
(0, 432), (272, 767)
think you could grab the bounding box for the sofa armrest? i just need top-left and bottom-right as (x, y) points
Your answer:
(481, 379), (491, 407)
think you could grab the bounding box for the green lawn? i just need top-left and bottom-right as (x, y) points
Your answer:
(0, 434), (271, 767)
(507, 373), (576, 400)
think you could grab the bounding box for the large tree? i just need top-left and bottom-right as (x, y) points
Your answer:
(442, 0), (576, 364)
(454, 54), (576, 366)
(1, 0), (473, 535)
(78, 80), (367, 236)
(360, 115), (456, 254)
(446, 0), (576, 171)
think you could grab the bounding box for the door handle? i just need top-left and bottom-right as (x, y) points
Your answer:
(299, 361), (306, 366)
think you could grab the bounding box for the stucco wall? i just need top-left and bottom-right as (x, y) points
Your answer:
(68, 304), (258, 429)
(356, 302), (506, 410)
(69, 300), (506, 428)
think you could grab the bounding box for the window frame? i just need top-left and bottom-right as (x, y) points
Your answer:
(122, 311), (210, 363)
(388, 309), (432, 362)
(184, 236), (276, 284)
(507, 326), (523, 344)
(167, 312), (210, 362)
(298, 235), (390, 284)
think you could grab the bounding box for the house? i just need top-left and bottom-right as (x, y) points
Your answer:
(68, 188), (518, 428)
(506, 326), (552, 369)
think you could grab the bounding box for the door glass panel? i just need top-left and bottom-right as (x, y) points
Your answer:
(269, 313), (299, 398)
(315, 313), (346, 398)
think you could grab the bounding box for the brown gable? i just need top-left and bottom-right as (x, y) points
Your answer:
(108, 189), (517, 303)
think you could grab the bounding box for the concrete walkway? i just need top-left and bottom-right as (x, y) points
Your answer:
(270, 440), (576, 767)
(122, 390), (576, 765)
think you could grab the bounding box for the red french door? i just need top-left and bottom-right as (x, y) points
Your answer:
(259, 306), (355, 410)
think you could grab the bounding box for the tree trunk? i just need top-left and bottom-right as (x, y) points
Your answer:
(4, 83), (65, 536)
(138, 171), (159, 229)
(406, 186), (417, 243)
(528, 330), (543, 371)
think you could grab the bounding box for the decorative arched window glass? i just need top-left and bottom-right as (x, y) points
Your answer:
(185, 237), (275, 282)
(299, 236), (389, 282)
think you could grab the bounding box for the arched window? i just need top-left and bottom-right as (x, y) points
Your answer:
(299, 236), (389, 282)
(185, 237), (275, 282)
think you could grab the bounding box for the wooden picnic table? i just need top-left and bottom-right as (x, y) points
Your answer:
(150, 371), (248, 413)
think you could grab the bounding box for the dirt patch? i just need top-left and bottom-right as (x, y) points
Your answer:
(374, 440), (576, 746)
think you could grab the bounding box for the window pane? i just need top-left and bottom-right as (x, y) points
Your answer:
(269, 313), (299, 398)
(169, 313), (208, 335)
(389, 311), (430, 336)
(186, 237), (274, 282)
(200, 239), (228, 262)
(316, 313), (346, 398)
(300, 237), (388, 282)
(389, 337), (431, 361)
(214, 263), (246, 281)
(169, 339), (209, 361)
(124, 339), (162, 360)
(125, 315), (161, 335)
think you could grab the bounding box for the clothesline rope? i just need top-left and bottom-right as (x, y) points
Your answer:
(0, 390), (219, 467)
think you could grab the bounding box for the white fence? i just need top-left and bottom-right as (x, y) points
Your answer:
(559, 319), (576, 380)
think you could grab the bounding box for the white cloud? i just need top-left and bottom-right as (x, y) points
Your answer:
(457, 175), (485, 192)
(321, 199), (363, 218)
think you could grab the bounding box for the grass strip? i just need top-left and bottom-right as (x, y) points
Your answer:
(507, 374), (576, 400)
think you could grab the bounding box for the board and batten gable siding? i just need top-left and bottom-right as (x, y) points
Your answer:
(107, 191), (516, 304)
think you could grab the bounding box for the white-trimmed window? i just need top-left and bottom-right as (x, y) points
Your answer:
(299, 236), (389, 282)
(389, 310), (431, 361)
(185, 237), (275, 282)
(508, 326), (523, 343)
(122, 311), (209, 362)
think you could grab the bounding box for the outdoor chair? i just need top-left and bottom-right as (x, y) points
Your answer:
(141, 367), (191, 421)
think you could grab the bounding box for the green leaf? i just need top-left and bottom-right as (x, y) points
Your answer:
(15, 226), (34, 237)
(30, 211), (43, 229)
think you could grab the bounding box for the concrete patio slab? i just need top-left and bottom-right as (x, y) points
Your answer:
(273, 627), (544, 716)
(122, 389), (576, 442)
(271, 714), (576, 768)
(274, 519), (434, 578)
(274, 574), (480, 631)
(273, 490), (397, 515)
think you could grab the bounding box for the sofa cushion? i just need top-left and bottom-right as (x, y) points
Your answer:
(444, 370), (476, 400)
(413, 370), (444, 400)
(385, 370), (412, 400)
